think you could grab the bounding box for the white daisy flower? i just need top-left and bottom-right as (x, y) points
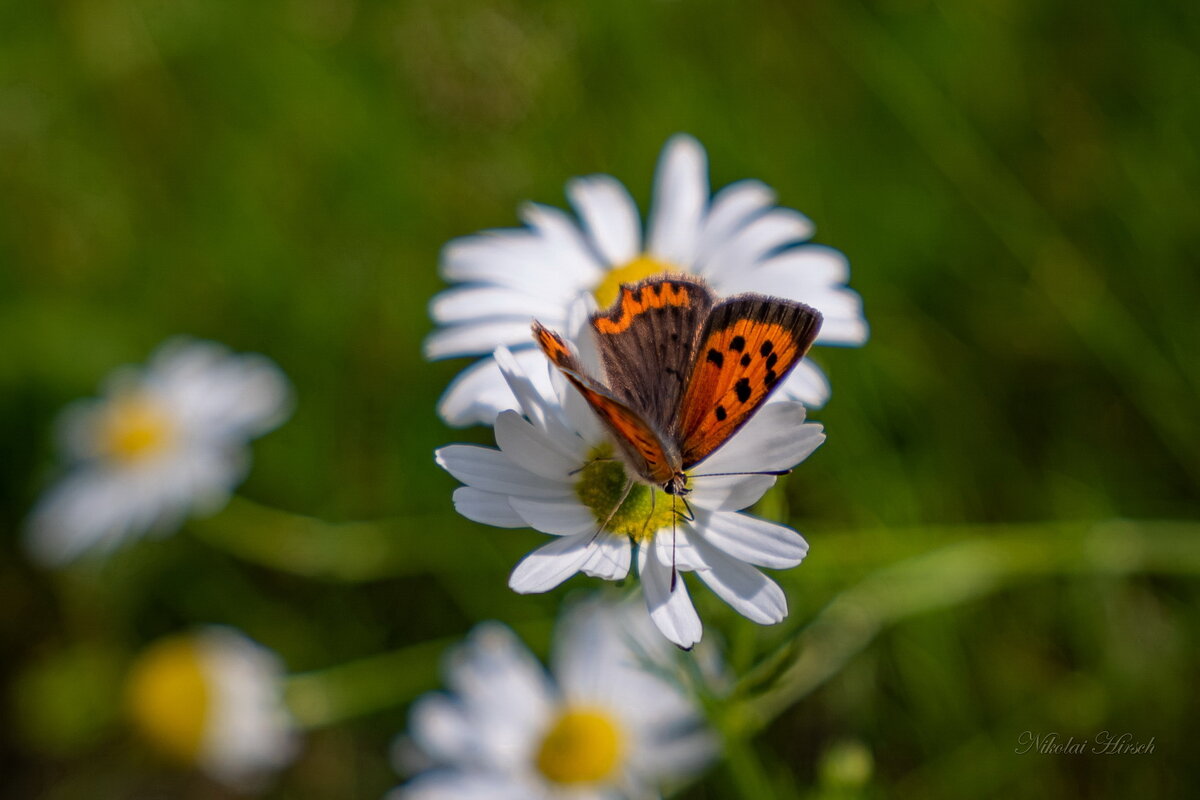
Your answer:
(24, 337), (292, 566)
(435, 344), (823, 649)
(428, 133), (867, 427)
(391, 596), (716, 800)
(125, 627), (299, 791)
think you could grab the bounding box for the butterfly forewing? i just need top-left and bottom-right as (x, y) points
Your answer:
(532, 322), (678, 485)
(676, 296), (822, 469)
(590, 276), (715, 432)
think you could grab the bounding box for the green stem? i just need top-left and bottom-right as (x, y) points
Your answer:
(738, 519), (1200, 730)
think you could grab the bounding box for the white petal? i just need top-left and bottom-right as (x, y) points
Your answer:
(691, 509), (809, 569)
(509, 497), (596, 537)
(686, 473), (777, 512)
(397, 772), (535, 800)
(452, 488), (525, 528)
(493, 350), (589, 459)
(493, 411), (580, 480)
(697, 179), (776, 257)
(429, 286), (556, 325)
(773, 358), (831, 408)
(519, 202), (606, 285)
(440, 232), (587, 297)
(424, 320), (538, 360)
(647, 134), (707, 267)
(408, 694), (474, 765)
(508, 533), (593, 593)
(690, 538), (788, 624)
(436, 349), (557, 428)
(701, 208), (815, 281)
(639, 544), (702, 649)
(695, 404), (824, 476)
(150, 339), (292, 439)
(441, 624), (555, 770)
(579, 532), (631, 580)
(567, 175), (641, 266)
(435, 445), (571, 498)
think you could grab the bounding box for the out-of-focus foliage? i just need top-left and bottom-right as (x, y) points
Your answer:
(2, 0), (1197, 798)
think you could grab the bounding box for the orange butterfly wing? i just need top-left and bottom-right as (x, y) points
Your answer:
(532, 323), (677, 485)
(675, 296), (822, 469)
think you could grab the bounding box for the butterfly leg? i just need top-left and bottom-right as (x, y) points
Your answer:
(588, 477), (634, 544)
(567, 456), (616, 476)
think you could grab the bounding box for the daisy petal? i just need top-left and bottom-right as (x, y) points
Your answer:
(776, 358), (832, 408)
(697, 179), (776, 256)
(509, 533), (593, 593)
(519, 202), (606, 285)
(493, 411), (581, 480)
(692, 541), (788, 624)
(640, 544), (702, 649)
(700, 208), (815, 280)
(692, 508), (809, 569)
(429, 286), (552, 325)
(687, 474), (777, 511)
(407, 693), (474, 765)
(452, 488), (525, 528)
(579, 532), (632, 580)
(437, 348), (557, 429)
(567, 175), (641, 266)
(398, 771), (536, 800)
(696, 404), (824, 476)
(424, 320), (538, 361)
(647, 134), (707, 267)
(509, 497), (596, 536)
(435, 445), (571, 498)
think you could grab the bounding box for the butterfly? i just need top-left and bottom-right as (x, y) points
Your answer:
(532, 274), (823, 499)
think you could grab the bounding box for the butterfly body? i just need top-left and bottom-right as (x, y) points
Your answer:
(533, 275), (822, 496)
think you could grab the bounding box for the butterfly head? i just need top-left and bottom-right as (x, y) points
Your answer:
(661, 472), (689, 497)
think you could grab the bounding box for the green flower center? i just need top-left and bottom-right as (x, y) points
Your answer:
(573, 445), (679, 543)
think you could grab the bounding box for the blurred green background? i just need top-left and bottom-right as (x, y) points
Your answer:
(2, 0), (1198, 797)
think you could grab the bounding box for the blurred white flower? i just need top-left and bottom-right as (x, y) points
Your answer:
(391, 596), (716, 800)
(125, 627), (298, 791)
(24, 337), (292, 566)
(435, 345), (822, 649)
(428, 133), (867, 427)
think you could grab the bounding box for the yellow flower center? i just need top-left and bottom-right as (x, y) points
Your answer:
(592, 255), (681, 309)
(535, 707), (624, 785)
(574, 445), (679, 543)
(98, 394), (176, 463)
(125, 636), (211, 764)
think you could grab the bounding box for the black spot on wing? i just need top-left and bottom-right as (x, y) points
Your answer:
(765, 370), (779, 388)
(706, 348), (724, 368)
(739, 353), (751, 367)
(735, 378), (751, 403)
(760, 340), (774, 356)
(729, 335), (746, 352)
(766, 352), (778, 369)
(715, 405), (727, 421)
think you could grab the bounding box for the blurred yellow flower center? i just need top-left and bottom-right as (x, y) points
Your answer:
(125, 636), (210, 764)
(535, 707), (624, 785)
(99, 394), (176, 463)
(592, 255), (681, 309)
(574, 446), (677, 543)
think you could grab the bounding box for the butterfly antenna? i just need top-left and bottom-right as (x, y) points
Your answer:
(687, 468), (792, 478)
(670, 492), (678, 592)
(590, 478), (634, 545)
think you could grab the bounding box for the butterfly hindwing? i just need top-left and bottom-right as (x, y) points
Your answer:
(590, 276), (715, 433)
(676, 295), (822, 469)
(532, 322), (678, 485)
